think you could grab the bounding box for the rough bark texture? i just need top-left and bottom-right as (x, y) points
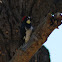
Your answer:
(0, 0), (62, 62)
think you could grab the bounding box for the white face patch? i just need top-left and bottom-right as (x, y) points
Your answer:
(51, 14), (54, 17)
(28, 16), (30, 19)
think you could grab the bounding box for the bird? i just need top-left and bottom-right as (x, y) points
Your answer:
(20, 16), (33, 45)
(50, 12), (62, 25)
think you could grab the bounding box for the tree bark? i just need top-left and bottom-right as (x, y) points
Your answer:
(9, 13), (62, 62)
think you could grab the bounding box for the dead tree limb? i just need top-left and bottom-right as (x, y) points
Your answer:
(9, 13), (62, 62)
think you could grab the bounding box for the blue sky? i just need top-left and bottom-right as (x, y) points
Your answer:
(44, 24), (62, 62)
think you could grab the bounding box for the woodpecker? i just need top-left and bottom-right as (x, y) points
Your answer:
(20, 16), (33, 45)
(50, 12), (62, 25)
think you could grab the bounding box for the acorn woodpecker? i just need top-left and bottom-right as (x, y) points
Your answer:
(50, 12), (62, 25)
(20, 16), (33, 45)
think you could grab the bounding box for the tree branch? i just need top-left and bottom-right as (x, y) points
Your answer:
(9, 13), (62, 62)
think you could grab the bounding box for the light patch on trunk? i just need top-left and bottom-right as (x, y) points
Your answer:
(0, 0), (2, 3)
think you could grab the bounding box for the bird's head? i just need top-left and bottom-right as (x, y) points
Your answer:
(26, 16), (31, 24)
(22, 16), (31, 24)
(55, 12), (62, 20)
